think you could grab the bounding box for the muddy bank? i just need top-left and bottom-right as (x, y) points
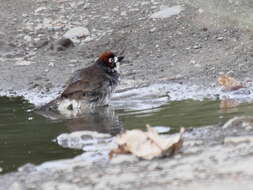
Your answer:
(1, 0), (253, 189)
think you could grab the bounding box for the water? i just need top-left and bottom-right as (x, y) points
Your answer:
(0, 97), (82, 173)
(1, 96), (253, 174)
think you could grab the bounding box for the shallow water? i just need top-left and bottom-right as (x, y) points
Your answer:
(1, 96), (253, 173)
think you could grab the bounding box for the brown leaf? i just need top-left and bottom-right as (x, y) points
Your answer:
(217, 74), (244, 91)
(109, 144), (130, 159)
(109, 125), (184, 160)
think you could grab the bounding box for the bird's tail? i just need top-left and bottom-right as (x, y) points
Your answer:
(38, 96), (62, 111)
(34, 96), (64, 120)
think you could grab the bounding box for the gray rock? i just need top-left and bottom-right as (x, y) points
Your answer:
(63, 27), (90, 43)
(150, 6), (184, 19)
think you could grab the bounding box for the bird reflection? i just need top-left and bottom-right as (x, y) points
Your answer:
(35, 106), (123, 136)
(65, 107), (123, 135)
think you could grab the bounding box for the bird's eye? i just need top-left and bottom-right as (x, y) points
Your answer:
(108, 58), (113, 63)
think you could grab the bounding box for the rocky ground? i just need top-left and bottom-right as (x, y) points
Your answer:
(1, 0), (253, 189)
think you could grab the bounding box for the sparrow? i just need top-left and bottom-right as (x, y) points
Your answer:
(39, 51), (124, 117)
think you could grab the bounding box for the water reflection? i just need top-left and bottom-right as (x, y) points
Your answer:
(37, 106), (123, 136)
(65, 107), (123, 135)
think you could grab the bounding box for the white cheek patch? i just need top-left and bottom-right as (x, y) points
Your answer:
(115, 61), (120, 72)
(112, 56), (120, 72)
(114, 57), (118, 63)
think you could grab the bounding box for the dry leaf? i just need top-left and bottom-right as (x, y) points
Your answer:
(109, 125), (184, 160)
(217, 74), (244, 91)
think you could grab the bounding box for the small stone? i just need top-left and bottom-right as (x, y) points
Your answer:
(141, 2), (150, 5)
(198, 8), (204, 14)
(70, 59), (78, 63)
(190, 60), (196, 64)
(130, 8), (140, 12)
(150, 6), (184, 19)
(24, 35), (32, 42)
(150, 27), (156, 32)
(63, 27), (90, 42)
(112, 8), (118, 12)
(16, 60), (32, 66)
(194, 63), (201, 68)
(69, 2), (77, 8)
(34, 7), (47, 14)
(151, 0), (159, 5)
(217, 36), (224, 41)
(193, 44), (201, 49)
(68, 64), (75, 67)
(49, 62), (55, 67)
(121, 11), (127, 16)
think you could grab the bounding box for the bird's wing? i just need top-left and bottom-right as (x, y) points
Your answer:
(61, 67), (106, 100)
(61, 78), (104, 99)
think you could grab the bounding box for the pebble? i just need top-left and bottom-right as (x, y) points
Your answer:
(193, 44), (201, 49)
(121, 11), (127, 16)
(198, 8), (204, 14)
(48, 62), (55, 67)
(16, 60), (32, 66)
(35, 7), (46, 14)
(112, 8), (118, 12)
(190, 60), (196, 64)
(194, 63), (201, 68)
(217, 36), (224, 41)
(63, 27), (90, 42)
(150, 27), (156, 32)
(150, 6), (184, 19)
(24, 35), (32, 42)
(151, 0), (159, 5)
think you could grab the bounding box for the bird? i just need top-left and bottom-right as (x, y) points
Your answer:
(39, 51), (124, 117)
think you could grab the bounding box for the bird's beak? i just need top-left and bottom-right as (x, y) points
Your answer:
(118, 56), (124, 62)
